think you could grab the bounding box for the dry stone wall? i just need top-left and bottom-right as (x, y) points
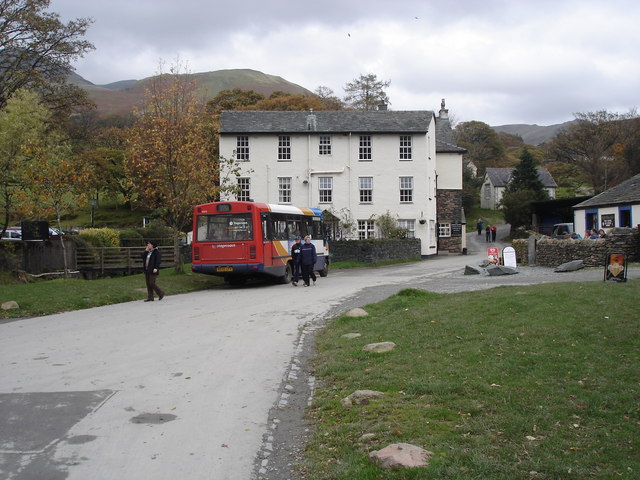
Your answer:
(514, 228), (639, 267)
(330, 239), (421, 263)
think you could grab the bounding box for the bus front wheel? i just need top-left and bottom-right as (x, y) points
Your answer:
(319, 260), (329, 277)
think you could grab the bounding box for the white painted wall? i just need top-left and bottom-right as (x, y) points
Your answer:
(220, 120), (439, 256)
(436, 152), (462, 190)
(574, 204), (639, 235)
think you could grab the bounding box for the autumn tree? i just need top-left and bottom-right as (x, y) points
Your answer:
(79, 127), (134, 208)
(246, 92), (326, 111)
(0, 90), (91, 276)
(454, 121), (506, 176)
(0, 89), (50, 235)
(343, 73), (390, 111)
(206, 88), (265, 114)
(0, 0), (94, 116)
(126, 61), (240, 270)
(23, 138), (90, 276)
(314, 86), (344, 110)
(547, 110), (639, 194)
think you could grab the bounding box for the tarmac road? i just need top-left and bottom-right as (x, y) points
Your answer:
(1, 228), (636, 480)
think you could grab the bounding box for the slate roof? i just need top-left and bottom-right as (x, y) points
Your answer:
(220, 110), (435, 134)
(573, 173), (640, 209)
(435, 116), (467, 153)
(485, 167), (558, 188)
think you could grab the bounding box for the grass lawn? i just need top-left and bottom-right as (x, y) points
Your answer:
(303, 281), (639, 479)
(0, 266), (224, 319)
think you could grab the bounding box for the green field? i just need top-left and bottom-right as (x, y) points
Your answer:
(303, 281), (639, 479)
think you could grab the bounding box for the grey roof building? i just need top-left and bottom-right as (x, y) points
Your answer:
(480, 167), (558, 210)
(572, 172), (640, 232)
(220, 110), (434, 134)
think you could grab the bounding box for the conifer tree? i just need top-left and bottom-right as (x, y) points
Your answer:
(506, 146), (545, 195)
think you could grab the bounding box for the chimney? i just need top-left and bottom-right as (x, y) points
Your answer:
(377, 103), (388, 111)
(306, 109), (317, 130)
(439, 98), (449, 119)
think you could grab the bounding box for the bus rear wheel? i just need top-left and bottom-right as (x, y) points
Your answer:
(279, 263), (293, 284)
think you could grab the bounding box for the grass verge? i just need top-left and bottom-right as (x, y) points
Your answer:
(0, 266), (223, 319)
(303, 280), (639, 479)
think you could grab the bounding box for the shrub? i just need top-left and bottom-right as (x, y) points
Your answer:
(119, 229), (144, 247)
(79, 228), (121, 247)
(138, 224), (174, 246)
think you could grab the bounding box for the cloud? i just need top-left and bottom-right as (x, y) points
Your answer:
(53, 0), (640, 125)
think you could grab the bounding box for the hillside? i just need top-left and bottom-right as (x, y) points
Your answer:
(492, 121), (576, 146)
(68, 69), (314, 117)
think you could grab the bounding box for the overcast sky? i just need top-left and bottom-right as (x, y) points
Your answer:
(53, 0), (639, 126)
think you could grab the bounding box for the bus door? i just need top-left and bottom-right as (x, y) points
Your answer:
(266, 213), (290, 268)
(261, 213), (272, 266)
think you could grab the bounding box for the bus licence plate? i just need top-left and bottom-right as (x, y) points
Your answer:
(216, 266), (233, 272)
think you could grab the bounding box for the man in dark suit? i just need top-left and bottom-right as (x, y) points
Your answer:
(142, 241), (165, 302)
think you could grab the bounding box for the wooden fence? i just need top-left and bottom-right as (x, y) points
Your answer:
(76, 246), (176, 274)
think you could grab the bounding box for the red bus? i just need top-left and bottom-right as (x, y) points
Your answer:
(191, 201), (329, 285)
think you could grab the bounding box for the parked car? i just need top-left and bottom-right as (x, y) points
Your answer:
(1, 227), (22, 241)
(552, 223), (574, 238)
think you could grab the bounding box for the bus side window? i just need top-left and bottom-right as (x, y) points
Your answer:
(261, 214), (270, 241)
(302, 217), (314, 239)
(287, 218), (302, 240)
(271, 213), (288, 240)
(312, 217), (323, 239)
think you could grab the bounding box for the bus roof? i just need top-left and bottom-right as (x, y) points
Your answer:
(195, 201), (322, 218)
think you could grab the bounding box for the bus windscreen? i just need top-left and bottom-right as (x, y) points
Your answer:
(196, 213), (253, 241)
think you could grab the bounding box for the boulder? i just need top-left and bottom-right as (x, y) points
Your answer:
(359, 433), (377, 443)
(341, 333), (362, 339)
(554, 259), (585, 272)
(464, 264), (484, 275)
(1, 301), (19, 311)
(363, 341), (396, 353)
(345, 307), (368, 317)
(369, 443), (434, 469)
(486, 265), (518, 276)
(341, 389), (385, 407)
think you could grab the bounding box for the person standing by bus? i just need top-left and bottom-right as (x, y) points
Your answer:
(290, 236), (302, 286)
(299, 235), (317, 287)
(142, 240), (164, 301)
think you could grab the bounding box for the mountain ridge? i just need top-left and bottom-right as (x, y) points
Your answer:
(69, 69), (571, 143)
(491, 121), (576, 145)
(68, 68), (314, 117)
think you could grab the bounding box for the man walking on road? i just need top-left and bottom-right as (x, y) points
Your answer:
(142, 241), (164, 301)
(299, 235), (317, 287)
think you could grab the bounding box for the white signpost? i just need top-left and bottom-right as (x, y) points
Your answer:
(503, 246), (517, 268)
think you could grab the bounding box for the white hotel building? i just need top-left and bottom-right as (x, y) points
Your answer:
(219, 101), (466, 257)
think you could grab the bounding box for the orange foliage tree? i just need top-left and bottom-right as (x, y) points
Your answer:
(126, 61), (241, 270)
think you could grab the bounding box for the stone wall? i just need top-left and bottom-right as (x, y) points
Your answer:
(513, 228), (639, 267)
(0, 237), (78, 274)
(330, 238), (422, 263)
(437, 189), (463, 254)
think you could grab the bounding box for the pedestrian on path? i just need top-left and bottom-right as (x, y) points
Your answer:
(491, 225), (497, 242)
(299, 235), (317, 287)
(290, 236), (302, 286)
(485, 225), (491, 243)
(142, 241), (164, 302)
(477, 219), (483, 236)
